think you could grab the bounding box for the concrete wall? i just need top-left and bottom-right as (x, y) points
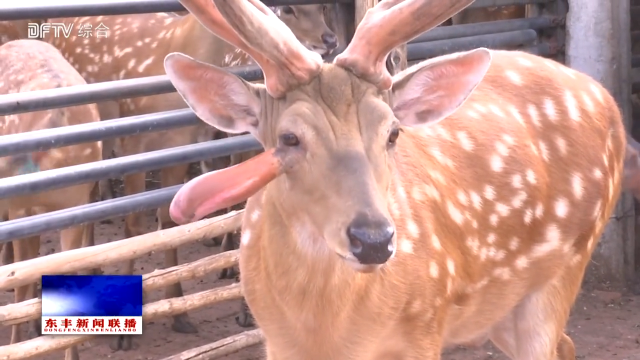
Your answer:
(566, 0), (635, 285)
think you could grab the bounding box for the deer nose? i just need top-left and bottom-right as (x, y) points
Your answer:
(321, 32), (338, 50)
(346, 212), (395, 265)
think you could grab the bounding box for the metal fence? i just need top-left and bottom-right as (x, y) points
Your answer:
(0, 0), (562, 244)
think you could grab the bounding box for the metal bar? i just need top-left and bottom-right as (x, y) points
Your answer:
(0, 109), (200, 158)
(0, 66), (262, 116)
(0, 0), (351, 21)
(467, 0), (549, 8)
(466, 0), (554, 9)
(0, 185), (181, 243)
(0, 135), (262, 199)
(410, 16), (555, 44)
(407, 29), (538, 61)
(632, 56), (640, 69)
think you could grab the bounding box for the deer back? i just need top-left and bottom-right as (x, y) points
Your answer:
(0, 40), (101, 177)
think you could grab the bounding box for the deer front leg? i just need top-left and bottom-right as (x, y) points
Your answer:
(110, 172), (145, 352)
(235, 271), (255, 328)
(158, 164), (198, 334)
(60, 224), (88, 360)
(489, 259), (582, 360)
(10, 233), (39, 344)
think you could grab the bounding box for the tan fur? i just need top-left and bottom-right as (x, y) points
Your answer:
(42, 7), (337, 346)
(0, 20), (39, 45)
(0, 39), (102, 360)
(235, 51), (624, 359)
(161, 2), (626, 358)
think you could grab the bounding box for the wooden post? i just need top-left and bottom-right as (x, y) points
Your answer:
(354, 0), (408, 75)
(565, 0), (635, 286)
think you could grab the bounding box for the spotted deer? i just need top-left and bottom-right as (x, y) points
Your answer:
(0, 20), (40, 45)
(0, 39), (102, 360)
(162, 0), (627, 359)
(43, 5), (337, 351)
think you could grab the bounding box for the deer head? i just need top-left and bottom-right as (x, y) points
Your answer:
(272, 5), (338, 57)
(165, 0), (487, 271)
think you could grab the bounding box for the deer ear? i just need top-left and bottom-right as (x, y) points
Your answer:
(164, 52), (261, 135)
(391, 48), (492, 127)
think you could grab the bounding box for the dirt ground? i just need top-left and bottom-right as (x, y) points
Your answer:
(1, 209), (639, 360)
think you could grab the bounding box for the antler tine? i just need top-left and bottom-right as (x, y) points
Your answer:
(212, 0), (322, 94)
(178, 0), (320, 97)
(334, 0), (475, 90)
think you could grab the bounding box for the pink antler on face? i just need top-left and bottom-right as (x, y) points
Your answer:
(178, 0), (322, 97)
(334, 0), (476, 90)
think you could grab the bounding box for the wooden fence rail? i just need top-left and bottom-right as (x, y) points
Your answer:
(160, 329), (264, 360)
(0, 250), (239, 326)
(0, 283), (243, 359)
(0, 210), (243, 291)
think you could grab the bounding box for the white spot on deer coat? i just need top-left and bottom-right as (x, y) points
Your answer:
(564, 90), (580, 121)
(490, 154), (504, 172)
(581, 92), (595, 113)
(400, 239), (413, 254)
(512, 174), (523, 188)
(538, 141), (550, 161)
(589, 83), (604, 103)
(571, 173), (584, 199)
(593, 168), (603, 179)
(505, 70), (522, 85)
(456, 131), (474, 151)
(447, 201), (465, 224)
(250, 209), (260, 223)
(526, 169), (536, 184)
(515, 255), (529, 269)
(511, 191), (527, 209)
(489, 105), (505, 117)
(469, 191), (482, 210)
(495, 203), (510, 216)
(527, 104), (541, 127)
(523, 208), (533, 225)
(431, 234), (442, 251)
(137, 56), (155, 72)
(554, 197), (569, 218)
(543, 98), (558, 122)
(429, 261), (439, 278)
(532, 224), (561, 257)
(406, 219), (420, 238)
(241, 230), (252, 245)
(483, 185), (496, 200)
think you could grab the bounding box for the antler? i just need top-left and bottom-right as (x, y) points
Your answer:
(334, 0), (475, 90)
(178, 0), (322, 97)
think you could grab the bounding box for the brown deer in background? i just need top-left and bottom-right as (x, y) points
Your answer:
(0, 39), (102, 360)
(164, 0), (626, 359)
(43, 5), (337, 351)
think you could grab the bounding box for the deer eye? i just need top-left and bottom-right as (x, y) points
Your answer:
(281, 6), (295, 15)
(388, 127), (401, 146)
(279, 133), (300, 147)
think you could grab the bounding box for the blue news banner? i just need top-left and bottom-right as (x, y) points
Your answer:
(41, 275), (143, 335)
